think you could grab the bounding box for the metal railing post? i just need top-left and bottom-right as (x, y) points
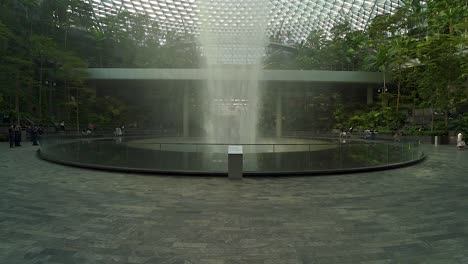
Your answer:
(387, 144), (390, 163)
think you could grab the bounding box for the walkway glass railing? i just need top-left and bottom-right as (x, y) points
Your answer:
(38, 135), (425, 175)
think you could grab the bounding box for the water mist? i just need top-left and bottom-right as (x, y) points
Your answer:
(198, 0), (270, 144)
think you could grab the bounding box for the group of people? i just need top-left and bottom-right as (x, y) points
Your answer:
(341, 127), (464, 150)
(114, 125), (125, 136)
(81, 123), (96, 136)
(8, 124), (43, 148)
(339, 127), (354, 139)
(80, 124), (125, 137)
(338, 127), (354, 143)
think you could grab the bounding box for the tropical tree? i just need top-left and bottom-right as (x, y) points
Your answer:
(413, 0), (467, 130)
(363, 45), (393, 109)
(295, 30), (327, 69)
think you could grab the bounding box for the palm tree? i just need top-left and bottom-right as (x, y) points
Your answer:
(364, 45), (392, 95)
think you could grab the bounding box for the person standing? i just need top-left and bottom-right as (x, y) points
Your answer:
(14, 125), (21, 147)
(114, 127), (122, 136)
(457, 131), (465, 150)
(26, 125), (32, 142)
(8, 125), (15, 148)
(393, 130), (401, 142)
(347, 126), (354, 138)
(31, 126), (39, 146)
(59, 120), (65, 131)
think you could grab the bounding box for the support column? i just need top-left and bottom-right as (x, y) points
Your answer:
(183, 82), (190, 137)
(276, 88), (282, 138)
(367, 86), (374, 105)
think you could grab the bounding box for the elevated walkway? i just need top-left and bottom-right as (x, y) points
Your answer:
(87, 68), (386, 83)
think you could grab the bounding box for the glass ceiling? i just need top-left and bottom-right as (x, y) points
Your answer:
(89, 0), (403, 42)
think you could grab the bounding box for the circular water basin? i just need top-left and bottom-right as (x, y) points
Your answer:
(39, 135), (425, 175)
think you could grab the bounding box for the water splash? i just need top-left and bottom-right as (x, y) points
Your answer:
(198, 0), (270, 144)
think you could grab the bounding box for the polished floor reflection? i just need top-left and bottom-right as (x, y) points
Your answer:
(1, 143), (467, 263)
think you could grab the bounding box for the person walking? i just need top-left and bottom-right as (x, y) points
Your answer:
(8, 125), (15, 148)
(457, 131), (465, 150)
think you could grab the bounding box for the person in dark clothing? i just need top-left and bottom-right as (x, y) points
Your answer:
(14, 125), (22, 146)
(26, 125), (32, 142)
(8, 125), (15, 148)
(31, 126), (39, 146)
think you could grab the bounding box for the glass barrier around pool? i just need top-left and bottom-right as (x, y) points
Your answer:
(38, 135), (425, 175)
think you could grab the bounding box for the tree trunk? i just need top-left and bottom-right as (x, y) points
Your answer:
(65, 79), (70, 122)
(15, 71), (20, 125)
(64, 23), (69, 49)
(431, 108), (434, 131)
(396, 79), (401, 112)
(48, 84), (52, 117)
(383, 70), (386, 91)
(76, 104), (79, 133)
(382, 71), (386, 110)
(76, 87), (79, 133)
(63, 27), (68, 49)
(444, 109), (448, 130)
(39, 57), (43, 120)
(445, 83), (450, 130)
(396, 66), (402, 112)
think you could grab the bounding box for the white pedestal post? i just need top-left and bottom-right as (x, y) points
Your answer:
(228, 145), (243, 180)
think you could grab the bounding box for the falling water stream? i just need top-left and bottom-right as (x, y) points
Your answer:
(198, 0), (270, 144)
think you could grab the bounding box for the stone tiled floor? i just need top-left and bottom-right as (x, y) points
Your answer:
(0, 142), (467, 264)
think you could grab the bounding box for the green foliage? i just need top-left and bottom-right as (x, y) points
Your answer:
(328, 0), (467, 132)
(88, 96), (128, 127)
(450, 113), (468, 132)
(0, 20), (12, 44)
(274, 0), (467, 133)
(304, 93), (339, 131)
(349, 107), (406, 131)
(0, 93), (4, 110)
(294, 22), (369, 70)
(333, 103), (347, 128)
(0, 0), (134, 126)
(402, 126), (448, 136)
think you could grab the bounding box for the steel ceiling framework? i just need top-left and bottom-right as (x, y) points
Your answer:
(88, 0), (403, 42)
